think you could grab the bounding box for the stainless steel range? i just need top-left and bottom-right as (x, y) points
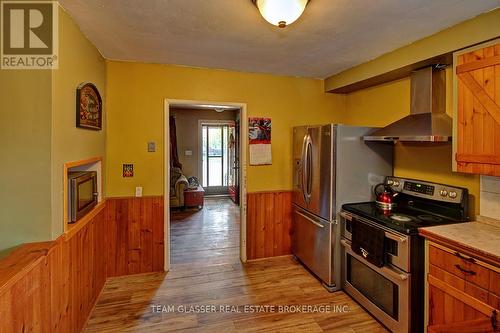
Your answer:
(340, 176), (469, 333)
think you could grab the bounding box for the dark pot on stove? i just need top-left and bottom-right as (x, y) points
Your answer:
(374, 183), (399, 210)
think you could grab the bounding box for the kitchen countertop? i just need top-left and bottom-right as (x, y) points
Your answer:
(419, 218), (500, 265)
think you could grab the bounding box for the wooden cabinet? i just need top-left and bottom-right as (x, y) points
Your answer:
(427, 242), (499, 332)
(455, 41), (500, 176)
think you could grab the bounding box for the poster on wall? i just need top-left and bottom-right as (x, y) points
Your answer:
(248, 117), (272, 165)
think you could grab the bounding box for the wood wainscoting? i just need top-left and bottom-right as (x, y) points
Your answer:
(246, 191), (292, 260)
(0, 203), (107, 333)
(106, 196), (164, 277)
(0, 197), (165, 333)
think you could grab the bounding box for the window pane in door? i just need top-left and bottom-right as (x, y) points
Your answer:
(208, 127), (222, 157)
(208, 157), (222, 186)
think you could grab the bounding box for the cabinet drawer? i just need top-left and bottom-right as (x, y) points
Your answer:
(429, 245), (490, 290)
(429, 264), (489, 305)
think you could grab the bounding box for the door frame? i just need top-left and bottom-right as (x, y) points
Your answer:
(198, 119), (236, 191)
(164, 99), (248, 271)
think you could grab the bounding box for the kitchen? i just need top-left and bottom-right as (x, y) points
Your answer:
(293, 36), (500, 332)
(1, 1), (500, 333)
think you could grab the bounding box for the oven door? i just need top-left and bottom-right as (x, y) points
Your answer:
(341, 238), (410, 333)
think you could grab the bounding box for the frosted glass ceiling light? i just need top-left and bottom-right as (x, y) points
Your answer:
(253, 0), (309, 28)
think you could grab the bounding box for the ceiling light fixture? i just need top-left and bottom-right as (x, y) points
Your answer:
(252, 0), (309, 28)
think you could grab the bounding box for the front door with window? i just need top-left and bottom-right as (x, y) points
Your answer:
(201, 124), (231, 195)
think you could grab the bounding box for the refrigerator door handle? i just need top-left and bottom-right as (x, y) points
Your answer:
(301, 134), (308, 204)
(302, 134), (312, 205)
(295, 210), (325, 228)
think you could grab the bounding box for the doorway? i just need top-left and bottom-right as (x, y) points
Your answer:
(201, 123), (231, 195)
(164, 100), (247, 272)
(200, 121), (240, 203)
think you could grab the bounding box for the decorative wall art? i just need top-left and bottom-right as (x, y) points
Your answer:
(248, 117), (272, 165)
(76, 82), (102, 130)
(123, 164), (134, 177)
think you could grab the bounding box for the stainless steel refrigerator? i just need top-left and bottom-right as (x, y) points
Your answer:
(292, 124), (393, 291)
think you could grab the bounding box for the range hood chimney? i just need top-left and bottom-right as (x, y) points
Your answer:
(364, 66), (451, 142)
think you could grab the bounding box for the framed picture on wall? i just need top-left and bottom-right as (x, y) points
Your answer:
(76, 82), (102, 130)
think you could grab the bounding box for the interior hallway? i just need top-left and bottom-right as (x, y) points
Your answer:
(84, 197), (387, 332)
(170, 197), (241, 267)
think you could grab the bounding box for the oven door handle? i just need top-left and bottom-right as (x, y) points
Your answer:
(341, 239), (409, 282)
(384, 232), (407, 243)
(340, 212), (407, 244)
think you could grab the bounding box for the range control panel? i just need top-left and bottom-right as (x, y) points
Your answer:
(403, 181), (435, 195)
(386, 176), (465, 204)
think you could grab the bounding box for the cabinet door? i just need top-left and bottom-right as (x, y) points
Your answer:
(428, 275), (497, 332)
(456, 43), (500, 176)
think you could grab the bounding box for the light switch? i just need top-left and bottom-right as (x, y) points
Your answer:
(135, 186), (143, 197)
(147, 142), (156, 152)
(185, 150), (193, 156)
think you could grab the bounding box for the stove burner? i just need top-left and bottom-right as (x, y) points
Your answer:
(417, 215), (443, 223)
(389, 214), (414, 222)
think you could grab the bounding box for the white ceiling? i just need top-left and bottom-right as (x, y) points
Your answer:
(59, 0), (499, 79)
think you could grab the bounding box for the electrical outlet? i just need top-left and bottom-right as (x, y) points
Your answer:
(147, 142), (156, 152)
(185, 150), (192, 156)
(135, 186), (143, 197)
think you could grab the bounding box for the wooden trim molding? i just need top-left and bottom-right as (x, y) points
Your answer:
(246, 191), (292, 260)
(64, 201), (106, 240)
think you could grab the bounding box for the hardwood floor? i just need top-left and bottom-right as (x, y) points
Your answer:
(84, 197), (388, 332)
(170, 197), (241, 267)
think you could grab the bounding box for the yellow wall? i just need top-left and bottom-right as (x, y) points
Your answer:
(0, 69), (53, 254)
(325, 8), (500, 92)
(0, 6), (106, 254)
(341, 72), (480, 215)
(106, 61), (344, 196)
(50, 7), (107, 238)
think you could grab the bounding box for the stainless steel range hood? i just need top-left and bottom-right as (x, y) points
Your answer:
(364, 66), (451, 142)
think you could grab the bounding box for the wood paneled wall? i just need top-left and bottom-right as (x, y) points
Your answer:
(0, 197), (165, 333)
(105, 196), (164, 277)
(246, 191), (292, 260)
(0, 204), (107, 333)
(0, 192), (295, 331)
